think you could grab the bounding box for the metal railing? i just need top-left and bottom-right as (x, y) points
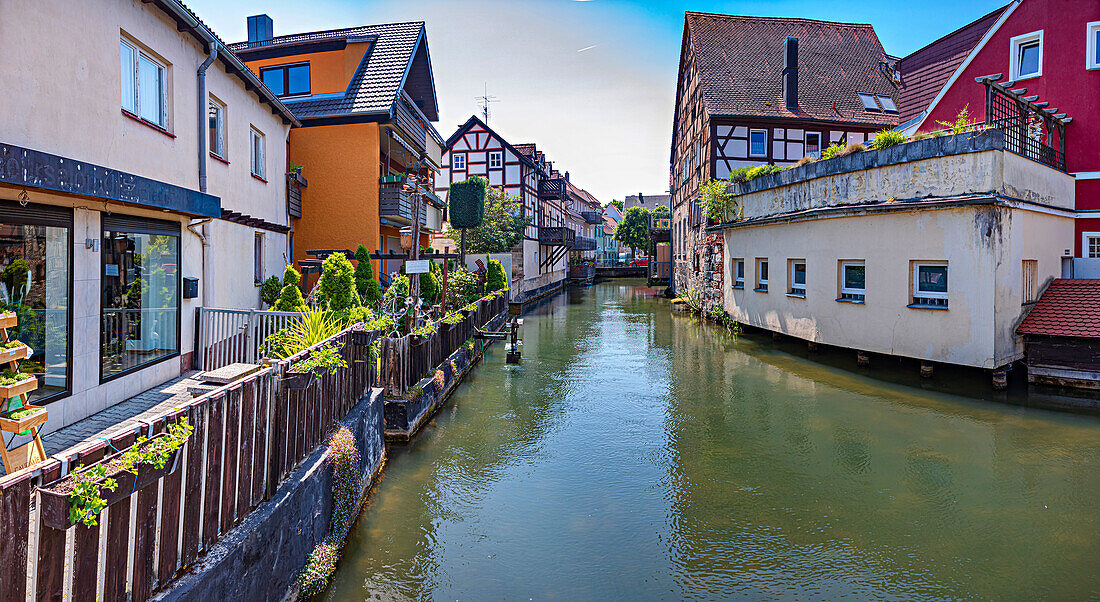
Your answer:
(581, 210), (602, 224)
(379, 183), (430, 227)
(197, 308), (303, 371)
(976, 75), (1069, 172)
(538, 226), (575, 247)
(573, 235), (597, 251)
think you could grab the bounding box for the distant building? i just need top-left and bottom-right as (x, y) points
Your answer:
(624, 193), (670, 212)
(670, 12), (900, 305)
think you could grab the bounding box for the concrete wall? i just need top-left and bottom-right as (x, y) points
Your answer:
(156, 389), (386, 601)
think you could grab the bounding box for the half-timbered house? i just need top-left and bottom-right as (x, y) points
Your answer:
(670, 12), (901, 304)
(438, 116), (568, 301)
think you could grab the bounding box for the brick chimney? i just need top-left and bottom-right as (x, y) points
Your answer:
(783, 36), (798, 110)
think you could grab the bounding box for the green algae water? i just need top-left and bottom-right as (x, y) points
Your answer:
(327, 281), (1100, 600)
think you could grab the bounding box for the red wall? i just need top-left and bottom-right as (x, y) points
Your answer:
(920, 0), (1100, 255)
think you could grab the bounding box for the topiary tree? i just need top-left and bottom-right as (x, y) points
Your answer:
(448, 176), (487, 260)
(318, 252), (360, 312)
(273, 265), (307, 312)
(486, 259), (508, 293)
(419, 269), (440, 302)
(260, 275), (282, 308)
(354, 245), (382, 306)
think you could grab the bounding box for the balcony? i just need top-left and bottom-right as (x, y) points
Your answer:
(286, 171), (307, 219)
(379, 181), (428, 227)
(538, 177), (566, 200)
(538, 226), (575, 247)
(573, 235), (597, 251)
(649, 215), (670, 243)
(581, 210), (602, 224)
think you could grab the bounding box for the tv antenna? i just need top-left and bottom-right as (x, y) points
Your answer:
(475, 83), (499, 123)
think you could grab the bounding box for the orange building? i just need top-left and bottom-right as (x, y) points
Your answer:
(230, 15), (445, 279)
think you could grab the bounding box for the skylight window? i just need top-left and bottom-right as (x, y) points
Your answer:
(876, 95), (898, 113)
(857, 93), (880, 112)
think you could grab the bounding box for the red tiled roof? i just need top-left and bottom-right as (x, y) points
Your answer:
(684, 12), (899, 126)
(1016, 279), (1100, 338)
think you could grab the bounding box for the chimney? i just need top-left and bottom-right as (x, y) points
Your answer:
(783, 36), (798, 110)
(247, 14), (273, 46)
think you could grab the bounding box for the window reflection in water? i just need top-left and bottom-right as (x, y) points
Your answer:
(101, 231), (179, 379)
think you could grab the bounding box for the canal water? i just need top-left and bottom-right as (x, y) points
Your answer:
(327, 281), (1100, 600)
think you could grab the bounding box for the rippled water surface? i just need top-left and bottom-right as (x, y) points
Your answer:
(327, 281), (1100, 600)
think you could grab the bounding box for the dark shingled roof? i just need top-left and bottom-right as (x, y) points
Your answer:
(1017, 279), (1100, 339)
(684, 12), (899, 126)
(227, 21), (437, 121)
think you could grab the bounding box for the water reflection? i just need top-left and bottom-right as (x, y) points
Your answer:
(327, 281), (1100, 600)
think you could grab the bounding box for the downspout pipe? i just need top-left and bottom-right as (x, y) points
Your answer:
(197, 43), (218, 309)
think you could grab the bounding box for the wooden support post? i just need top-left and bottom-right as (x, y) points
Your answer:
(807, 341), (818, 352)
(992, 368), (1008, 390)
(856, 350), (870, 367)
(771, 331), (781, 341)
(920, 361), (934, 379)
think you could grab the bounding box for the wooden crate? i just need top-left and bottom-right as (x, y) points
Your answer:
(0, 375), (37, 399)
(0, 313), (17, 329)
(0, 344), (31, 365)
(0, 405), (48, 433)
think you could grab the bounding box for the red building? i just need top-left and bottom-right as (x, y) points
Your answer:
(899, 0), (1099, 258)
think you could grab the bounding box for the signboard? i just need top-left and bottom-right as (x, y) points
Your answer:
(6, 440), (45, 474)
(0, 142), (221, 217)
(405, 260), (430, 274)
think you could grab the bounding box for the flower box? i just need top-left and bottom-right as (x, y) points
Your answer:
(0, 405), (47, 433)
(0, 313), (16, 329)
(38, 433), (184, 530)
(0, 375), (36, 399)
(0, 343), (30, 365)
(283, 371), (316, 391)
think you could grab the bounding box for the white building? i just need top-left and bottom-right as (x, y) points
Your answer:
(0, 0), (297, 432)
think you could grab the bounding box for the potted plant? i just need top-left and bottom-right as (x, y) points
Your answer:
(284, 343), (347, 391)
(0, 370), (36, 399)
(0, 404), (47, 432)
(0, 339), (30, 364)
(38, 419), (193, 529)
(0, 312), (17, 329)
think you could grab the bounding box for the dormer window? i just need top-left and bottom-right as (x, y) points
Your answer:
(1010, 31), (1043, 80)
(857, 93), (898, 113)
(260, 62), (310, 97)
(858, 93), (881, 112)
(876, 95), (897, 113)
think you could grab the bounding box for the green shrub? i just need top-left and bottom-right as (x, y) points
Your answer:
(870, 128), (909, 150)
(262, 307), (345, 359)
(260, 275), (281, 307)
(727, 166), (753, 183)
(273, 265), (307, 312)
(820, 143), (845, 160)
(935, 104), (976, 134)
(419, 269), (440, 302)
(745, 164), (785, 180)
(445, 266), (480, 312)
(837, 143), (866, 157)
(318, 253), (360, 312)
(354, 245), (382, 306)
(486, 259), (508, 292)
(697, 179), (737, 222)
(448, 176), (486, 229)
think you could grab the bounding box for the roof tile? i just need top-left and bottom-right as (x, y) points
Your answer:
(1016, 279), (1100, 338)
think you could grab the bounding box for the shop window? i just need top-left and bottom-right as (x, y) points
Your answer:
(910, 261), (949, 309)
(838, 260), (865, 302)
(0, 202), (71, 403)
(101, 216), (180, 380)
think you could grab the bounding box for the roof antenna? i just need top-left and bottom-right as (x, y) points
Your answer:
(475, 83), (499, 123)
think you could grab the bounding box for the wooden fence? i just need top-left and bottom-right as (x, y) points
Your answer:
(0, 293), (505, 602)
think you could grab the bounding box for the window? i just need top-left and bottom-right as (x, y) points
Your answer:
(209, 98), (225, 159)
(1010, 31), (1043, 80)
(789, 260), (806, 296)
(260, 63), (310, 97)
(250, 128), (265, 179)
(121, 38), (167, 128)
(755, 258), (768, 292)
(912, 262), (949, 308)
(1022, 259), (1038, 304)
(839, 260), (865, 302)
(732, 258), (745, 289)
(452, 153), (466, 170)
(488, 151), (502, 169)
(102, 216), (180, 380)
(1084, 233), (1100, 258)
(749, 130), (767, 157)
(254, 233), (263, 286)
(695, 141), (702, 170)
(805, 133), (821, 158)
(858, 93), (880, 112)
(1088, 21), (1100, 70)
(876, 95), (898, 113)
(0, 202), (72, 403)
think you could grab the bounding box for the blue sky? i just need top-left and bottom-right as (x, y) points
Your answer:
(188, 0), (1006, 202)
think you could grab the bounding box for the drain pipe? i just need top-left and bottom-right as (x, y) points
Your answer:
(196, 43), (218, 308)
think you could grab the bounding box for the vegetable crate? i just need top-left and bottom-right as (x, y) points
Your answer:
(0, 312), (46, 475)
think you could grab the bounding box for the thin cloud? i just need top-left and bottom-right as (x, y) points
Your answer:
(577, 44), (599, 52)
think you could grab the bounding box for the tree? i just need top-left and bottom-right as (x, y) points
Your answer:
(614, 206), (651, 258)
(354, 244), (382, 305)
(443, 184), (530, 253)
(260, 275), (282, 307)
(318, 252), (360, 312)
(273, 265), (307, 312)
(486, 259), (508, 293)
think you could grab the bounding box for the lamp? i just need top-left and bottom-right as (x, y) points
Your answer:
(399, 227), (413, 253)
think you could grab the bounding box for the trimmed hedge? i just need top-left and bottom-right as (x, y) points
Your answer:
(448, 177), (486, 229)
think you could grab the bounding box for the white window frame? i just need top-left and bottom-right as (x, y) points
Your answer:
(209, 97), (226, 159)
(805, 132), (821, 158)
(488, 151), (502, 169)
(1088, 21), (1100, 70)
(840, 260), (866, 299)
(732, 258), (745, 289)
(756, 258), (769, 291)
(121, 37), (168, 128)
(913, 262), (949, 301)
(789, 259), (806, 295)
(250, 127), (265, 179)
(749, 129), (767, 158)
(1083, 232), (1100, 258)
(452, 153), (466, 170)
(1009, 30), (1043, 81)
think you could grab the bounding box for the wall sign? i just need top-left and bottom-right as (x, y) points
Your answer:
(0, 142), (220, 218)
(405, 260), (430, 274)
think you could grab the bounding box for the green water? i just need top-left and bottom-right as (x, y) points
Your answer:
(327, 281), (1100, 600)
